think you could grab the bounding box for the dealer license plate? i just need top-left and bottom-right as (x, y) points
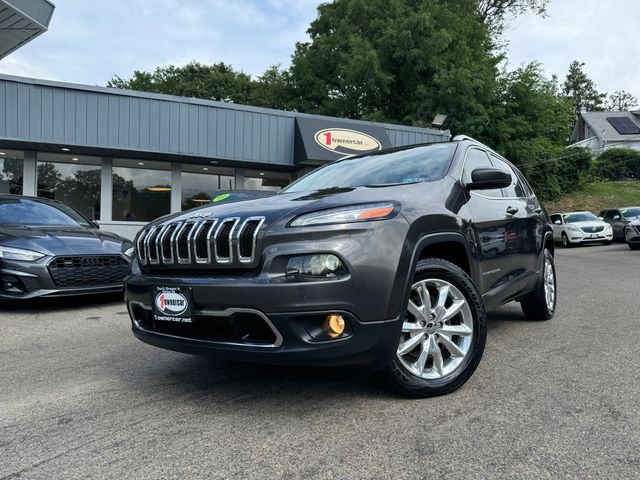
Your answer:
(151, 286), (194, 323)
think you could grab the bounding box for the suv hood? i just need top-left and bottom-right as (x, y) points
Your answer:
(0, 225), (129, 256)
(147, 186), (409, 230)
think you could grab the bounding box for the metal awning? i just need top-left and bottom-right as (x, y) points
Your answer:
(0, 0), (55, 60)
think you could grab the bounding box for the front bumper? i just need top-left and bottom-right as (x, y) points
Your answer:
(0, 256), (127, 300)
(567, 231), (613, 244)
(125, 218), (410, 367)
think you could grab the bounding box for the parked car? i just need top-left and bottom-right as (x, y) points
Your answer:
(125, 136), (557, 398)
(0, 195), (133, 299)
(599, 207), (640, 241)
(625, 217), (640, 250)
(549, 212), (613, 247)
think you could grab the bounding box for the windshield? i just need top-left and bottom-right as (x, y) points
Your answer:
(282, 143), (456, 193)
(563, 212), (598, 223)
(621, 207), (640, 219)
(0, 198), (91, 227)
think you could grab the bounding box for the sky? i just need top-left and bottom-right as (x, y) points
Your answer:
(0, 0), (638, 98)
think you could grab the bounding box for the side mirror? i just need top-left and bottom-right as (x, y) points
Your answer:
(613, 215), (620, 220)
(598, 217), (604, 221)
(553, 220), (561, 225)
(466, 168), (511, 190)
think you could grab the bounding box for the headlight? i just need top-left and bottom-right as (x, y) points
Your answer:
(0, 246), (45, 262)
(123, 247), (135, 258)
(604, 224), (613, 230)
(286, 254), (347, 278)
(568, 226), (581, 232)
(289, 202), (397, 227)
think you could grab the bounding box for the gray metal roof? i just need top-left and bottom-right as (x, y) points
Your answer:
(0, 73), (450, 169)
(0, 0), (54, 60)
(579, 111), (640, 142)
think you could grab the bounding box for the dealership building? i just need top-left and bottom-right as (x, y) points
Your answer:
(0, 0), (449, 239)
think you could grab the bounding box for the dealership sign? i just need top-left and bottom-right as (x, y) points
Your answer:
(314, 128), (382, 154)
(295, 117), (392, 163)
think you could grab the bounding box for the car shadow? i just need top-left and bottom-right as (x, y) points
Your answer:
(0, 291), (124, 313)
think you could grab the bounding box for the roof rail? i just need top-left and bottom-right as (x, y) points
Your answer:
(452, 134), (482, 143)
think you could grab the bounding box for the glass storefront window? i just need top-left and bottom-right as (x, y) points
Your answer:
(0, 151), (24, 195)
(182, 172), (219, 210)
(112, 164), (170, 221)
(37, 160), (101, 220)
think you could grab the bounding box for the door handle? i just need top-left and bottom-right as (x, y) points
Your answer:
(506, 206), (519, 215)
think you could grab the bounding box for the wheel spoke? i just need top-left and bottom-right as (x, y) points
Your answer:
(407, 299), (425, 322)
(430, 335), (443, 375)
(438, 333), (465, 357)
(398, 332), (424, 355)
(443, 299), (465, 321)
(439, 323), (472, 337)
(418, 282), (432, 311)
(402, 321), (424, 334)
(436, 284), (450, 308)
(412, 340), (429, 374)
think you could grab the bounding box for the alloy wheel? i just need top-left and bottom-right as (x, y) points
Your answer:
(543, 255), (556, 312)
(397, 278), (473, 380)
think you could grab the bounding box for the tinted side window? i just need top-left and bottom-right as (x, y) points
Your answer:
(492, 157), (526, 198)
(550, 214), (561, 224)
(463, 149), (502, 198)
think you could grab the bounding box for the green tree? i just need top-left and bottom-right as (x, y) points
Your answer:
(108, 62), (254, 104)
(288, 0), (501, 134)
(561, 60), (606, 115)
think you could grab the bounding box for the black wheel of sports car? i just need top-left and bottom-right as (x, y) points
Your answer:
(561, 232), (571, 248)
(521, 248), (557, 321)
(380, 258), (487, 398)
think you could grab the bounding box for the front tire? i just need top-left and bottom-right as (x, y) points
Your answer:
(379, 258), (487, 398)
(561, 232), (571, 248)
(521, 249), (557, 321)
(630, 243), (640, 250)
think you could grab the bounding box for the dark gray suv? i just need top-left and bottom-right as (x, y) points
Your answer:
(125, 136), (557, 397)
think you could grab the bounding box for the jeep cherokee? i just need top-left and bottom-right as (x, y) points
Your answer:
(125, 136), (557, 397)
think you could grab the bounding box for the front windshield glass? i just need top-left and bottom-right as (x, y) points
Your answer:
(563, 212), (598, 223)
(0, 198), (90, 227)
(621, 207), (640, 219)
(282, 143), (456, 193)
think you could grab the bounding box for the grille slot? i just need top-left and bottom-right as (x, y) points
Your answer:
(48, 255), (129, 288)
(238, 217), (265, 263)
(136, 216), (263, 268)
(215, 218), (239, 263)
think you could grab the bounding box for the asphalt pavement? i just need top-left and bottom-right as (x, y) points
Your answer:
(1, 243), (639, 479)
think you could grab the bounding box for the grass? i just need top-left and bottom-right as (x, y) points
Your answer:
(543, 180), (640, 214)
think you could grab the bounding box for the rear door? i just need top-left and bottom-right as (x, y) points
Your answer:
(463, 148), (527, 307)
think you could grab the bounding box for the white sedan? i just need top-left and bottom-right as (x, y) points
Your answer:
(550, 212), (613, 248)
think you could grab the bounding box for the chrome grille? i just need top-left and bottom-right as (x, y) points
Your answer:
(135, 216), (264, 268)
(581, 226), (604, 233)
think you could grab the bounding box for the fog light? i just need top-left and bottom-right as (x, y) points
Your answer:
(327, 314), (345, 337)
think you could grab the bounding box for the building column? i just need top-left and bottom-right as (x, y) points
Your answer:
(170, 163), (182, 213)
(22, 151), (37, 196)
(100, 157), (113, 222)
(234, 168), (245, 190)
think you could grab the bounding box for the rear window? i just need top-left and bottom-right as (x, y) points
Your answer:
(282, 143), (456, 193)
(0, 198), (90, 227)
